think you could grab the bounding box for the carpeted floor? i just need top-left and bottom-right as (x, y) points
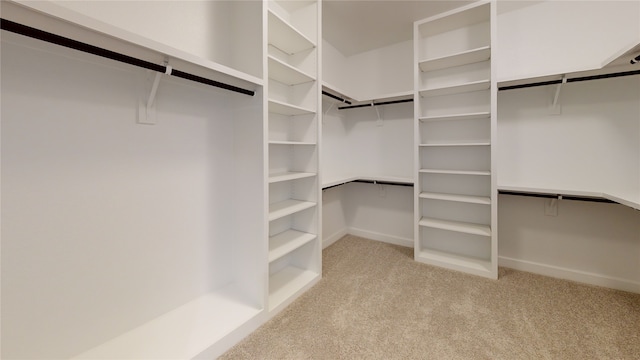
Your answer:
(220, 235), (640, 359)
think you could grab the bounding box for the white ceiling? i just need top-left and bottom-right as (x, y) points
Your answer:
(323, 0), (475, 56)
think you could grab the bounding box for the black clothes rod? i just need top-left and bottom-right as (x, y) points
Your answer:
(0, 19), (255, 96)
(323, 179), (414, 190)
(338, 98), (413, 110)
(498, 69), (640, 91)
(499, 190), (616, 204)
(322, 91), (352, 104)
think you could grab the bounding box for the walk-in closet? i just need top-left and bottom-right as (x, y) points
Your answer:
(2, 1), (639, 359)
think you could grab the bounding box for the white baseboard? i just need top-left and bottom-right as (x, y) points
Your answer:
(322, 228), (348, 249)
(499, 256), (640, 294)
(347, 227), (413, 248)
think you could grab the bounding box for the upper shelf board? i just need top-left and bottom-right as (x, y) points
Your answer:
(268, 56), (315, 85)
(420, 80), (490, 97)
(416, 1), (490, 37)
(268, 10), (316, 55)
(419, 46), (491, 72)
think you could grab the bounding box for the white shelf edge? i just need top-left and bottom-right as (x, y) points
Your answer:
(322, 175), (414, 189)
(268, 172), (316, 183)
(269, 266), (319, 312)
(268, 199), (316, 221)
(269, 230), (317, 263)
(9, 0), (263, 87)
(267, 10), (316, 55)
(419, 46), (491, 72)
(269, 140), (316, 146)
(419, 192), (491, 205)
(419, 169), (491, 176)
(419, 80), (490, 98)
(267, 55), (315, 85)
(268, 99), (315, 116)
(498, 185), (640, 210)
(419, 112), (491, 122)
(72, 286), (262, 359)
(415, 249), (492, 275)
(419, 142), (490, 147)
(419, 217), (492, 237)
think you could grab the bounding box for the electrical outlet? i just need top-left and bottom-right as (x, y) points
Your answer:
(544, 198), (558, 216)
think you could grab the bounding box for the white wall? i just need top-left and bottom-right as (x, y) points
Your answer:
(499, 195), (640, 293)
(498, 75), (640, 204)
(1, 31), (263, 359)
(497, 0), (640, 82)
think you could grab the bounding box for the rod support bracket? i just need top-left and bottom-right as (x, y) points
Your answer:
(138, 60), (169, 125)
(550, 75), (567, 115)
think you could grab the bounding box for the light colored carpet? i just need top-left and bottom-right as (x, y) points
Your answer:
(220, 235), (640, 359)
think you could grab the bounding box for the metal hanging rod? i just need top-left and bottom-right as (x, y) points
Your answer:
(498, 190), (616, 204)
(338, 98), (413, 110)
(323, 179), (414, 190)
(498, 69), (640, 91)
(322, 91), (352, 104)
(0, 19), (256, 96)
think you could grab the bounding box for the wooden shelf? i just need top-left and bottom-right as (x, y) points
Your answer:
(419, 192), (491, 205)
(268, 99), (315, 116)
(419, 169), (491, 176)
(268, 10), (316, 55)
(419, 217), (491, 237)
(416, 248), (492, 274)
(419, 46), (491, 72)
(419, 142), (490, 147)
(268, 199), (316, 221)
(269, 266), (319, 311)
(419, 112), (490, 122)
(419, 80), (490, 97)
(73, 286), (262, 359)
(268, 56), (315, 85)
(269, 230), (317, 263)
(268, 172), (316, 183)
(269, 140), (316, 146)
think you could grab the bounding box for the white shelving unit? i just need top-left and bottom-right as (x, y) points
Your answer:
(266, 0), (322, 314)
(414, 1), (498, 279)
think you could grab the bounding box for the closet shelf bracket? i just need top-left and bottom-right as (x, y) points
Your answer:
(139, 61), (171, 125)
(550, 75), (566, 114)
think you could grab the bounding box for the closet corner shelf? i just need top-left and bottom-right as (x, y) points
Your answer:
(269, 140), (316, 146)
(268, 56), (315, 86)
(269, 230), (317, 263)
(419, 192), (491, 205)
(268, 199), (316, 221)
(416, 248), (492, 274)
(419, 46), (491, 72)
(268, 99), (315, 116)
(419, 80), (490, 98)
(419, 169), (491, 176)
(268, 172), (316, 183)
(72, 286), (262, 359)
(419, 142), (490, 147)
(269, 266), (319, 312)
(268, 10), (316, 55)
(419, 217), (492, 237)
(6, 0), (263, 89)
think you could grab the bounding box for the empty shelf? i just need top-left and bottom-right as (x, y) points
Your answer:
(419, 80), (490, 97)
(269, 140), (316, 146)
(268, 99), (315, 116)
(269, 199), (316, 221)
(269, 230), (317, 263)
(268, 56), (315, 85)
(268, 11), (316, 55)
(419, 112), (490, 122)
(73, 286), (262, 359)
(269, 172), (316, 183)
(269, 266), (319, 311)
(419, 46), (491, 72)
(419, 169), (491, 176)
(416, 248), (492, 274)
(419, 192), (491, 205)
(419, 142), (490, 147)
(419, 217), (491, 237)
